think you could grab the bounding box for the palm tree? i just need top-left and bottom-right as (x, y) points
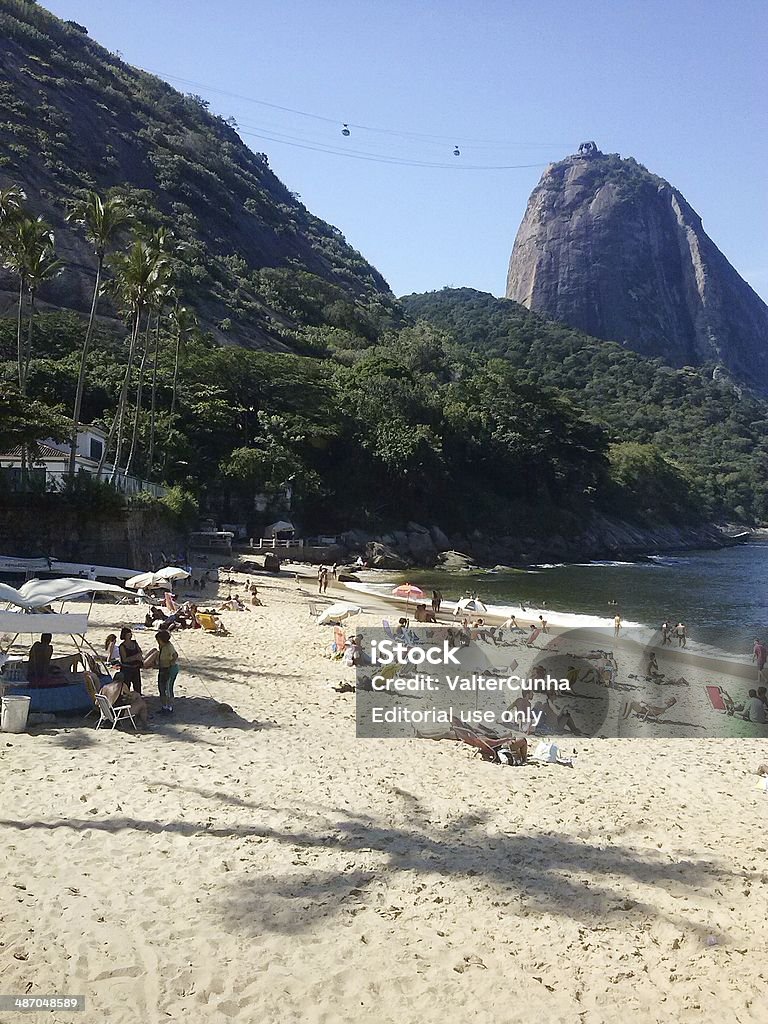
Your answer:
(123, 230), (176, 478)
(23, 238), (63, 386)
(65, 193), (130, 481)
(98, 239), (163, 481)
(0, 189), (30, 399)
(1, 215), (59, 394)
(147, 281), (176, 478)
(169, 303), (196, 425)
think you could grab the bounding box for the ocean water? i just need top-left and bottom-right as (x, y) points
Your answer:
(384, 541), (768, 655)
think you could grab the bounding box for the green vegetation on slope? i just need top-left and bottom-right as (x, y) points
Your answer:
(0, 0), (399, 348)
(401, 288), (768, 522)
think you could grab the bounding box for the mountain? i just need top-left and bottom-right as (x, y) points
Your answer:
(505, 143), (768, 390)
(0, 0), (397, 349)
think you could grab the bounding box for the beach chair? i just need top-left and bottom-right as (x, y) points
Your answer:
(197, 613), (219, 632)
(309, 601), (322, 618)
(94, 694), (137, 731)
(83, 672), (99, 720)
(164, 592), (179, 614)
(382, 619), (396, 640)
(628, 698), (677, 723)
(705, 685), (733, 715)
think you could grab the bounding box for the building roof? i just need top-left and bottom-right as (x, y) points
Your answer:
(0, 442), (68, 460)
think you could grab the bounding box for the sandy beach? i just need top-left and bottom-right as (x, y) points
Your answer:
(2, 563), (768, 1023)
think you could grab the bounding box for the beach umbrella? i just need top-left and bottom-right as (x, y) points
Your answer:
(125, 571), (171, 592)
(457, 597), (487, 613)
(155, 566), (190, 582)
(316, 602), (363, 624)
(392, 583), (425, 609)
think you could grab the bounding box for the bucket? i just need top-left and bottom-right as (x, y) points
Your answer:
(1, 695), (31, 733)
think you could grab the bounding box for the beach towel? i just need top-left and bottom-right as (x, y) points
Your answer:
(531, 740), (574, 767)
(705, 685), (730, 714)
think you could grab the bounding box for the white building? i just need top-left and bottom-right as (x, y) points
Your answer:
(0, 424), (166, 497)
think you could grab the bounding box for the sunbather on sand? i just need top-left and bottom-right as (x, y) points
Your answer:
(647, 652), (664, 683)
(621, 695), (676, 720)
(532, 696), (582, 735)
(99, 670), (150, 729)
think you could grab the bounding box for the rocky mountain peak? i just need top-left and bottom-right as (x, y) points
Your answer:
(506, 149), (768, 389)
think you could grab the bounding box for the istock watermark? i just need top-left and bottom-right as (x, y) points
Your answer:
(349, 626), (766, 740)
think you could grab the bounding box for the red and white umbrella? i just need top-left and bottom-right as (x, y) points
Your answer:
(391, 583), (425, 607)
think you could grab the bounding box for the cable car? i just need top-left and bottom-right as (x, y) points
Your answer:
(341, 124), (350, 136)
(453, 145), (460, 156)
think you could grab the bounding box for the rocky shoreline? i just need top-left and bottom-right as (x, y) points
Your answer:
(318, 517), (745, 570)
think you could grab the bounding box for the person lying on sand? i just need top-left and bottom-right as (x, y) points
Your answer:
(99, 670), (150, 729)
(532, 695), (582, 735)
(620, 696), (676, 720)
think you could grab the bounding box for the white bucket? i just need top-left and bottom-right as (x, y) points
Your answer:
(1, 695), (31, 733)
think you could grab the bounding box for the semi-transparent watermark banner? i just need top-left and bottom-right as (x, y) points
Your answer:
(346, 625), (768, 739)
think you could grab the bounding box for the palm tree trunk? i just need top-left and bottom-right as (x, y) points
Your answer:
(109, 306), (142, 482)
(23, 288), (36, 389)
(147, 310), (162, 478)
(68, 255), (102, 481)
(16, 277), (24, 392)
(124, 313), (153, 477)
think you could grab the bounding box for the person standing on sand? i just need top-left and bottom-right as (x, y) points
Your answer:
(752, 638), (767, 683)
(155, 629), (179, 713)
(676, 622), (687, 648)
(538, 614), (548, 634)
(661, 621), (671, 645)
(432, 590), (442, 615)
(614, 614), (622, 637)
(118, 627), (143, 693)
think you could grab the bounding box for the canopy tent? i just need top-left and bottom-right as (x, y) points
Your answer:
(0, 612), (88, 636)
(0, 577), (130, 610)
(0, 611), (106, 715)
(456, 597), (487, 614)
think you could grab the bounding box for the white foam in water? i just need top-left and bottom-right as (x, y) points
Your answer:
(342, 581), (643, 630)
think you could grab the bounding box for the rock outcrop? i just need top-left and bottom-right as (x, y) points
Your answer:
(506, 146), (768, 389)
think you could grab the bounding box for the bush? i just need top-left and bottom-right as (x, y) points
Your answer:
(161, 485), (198, 524)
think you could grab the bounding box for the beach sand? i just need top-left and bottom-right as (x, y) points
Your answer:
(2, 563), (767, 1023)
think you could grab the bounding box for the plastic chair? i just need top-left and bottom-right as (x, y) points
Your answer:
(94, 693), (137, 731)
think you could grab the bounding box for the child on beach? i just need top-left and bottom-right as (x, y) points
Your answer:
(155, 629), (179, 713)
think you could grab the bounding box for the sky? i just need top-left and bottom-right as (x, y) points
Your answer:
(44, 0), (768, 301)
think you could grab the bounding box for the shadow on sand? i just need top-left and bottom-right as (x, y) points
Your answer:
(0, 784), (751, 941)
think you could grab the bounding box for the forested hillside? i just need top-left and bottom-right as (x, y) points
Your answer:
(402, 289), (768, 522)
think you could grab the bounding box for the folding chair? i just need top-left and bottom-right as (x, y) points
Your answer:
(94, 693), (137, 731)
(309, 601), (322, 618)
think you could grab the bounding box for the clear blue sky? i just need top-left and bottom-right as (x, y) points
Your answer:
(45, 0), (768, 300)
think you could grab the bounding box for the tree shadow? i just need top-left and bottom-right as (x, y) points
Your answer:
(1, 792), (751, 942)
